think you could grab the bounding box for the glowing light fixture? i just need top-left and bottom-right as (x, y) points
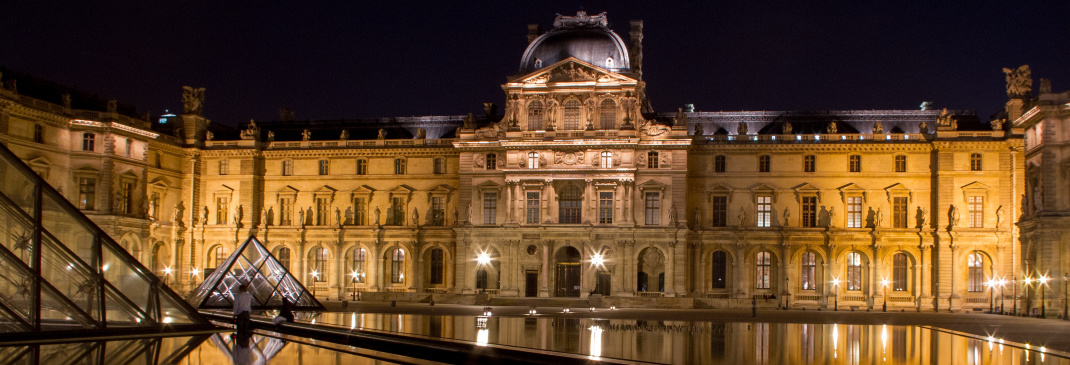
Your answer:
(477, 252), (491, 265)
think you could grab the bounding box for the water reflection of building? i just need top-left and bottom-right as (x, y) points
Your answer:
(0, 10), (1047, 311)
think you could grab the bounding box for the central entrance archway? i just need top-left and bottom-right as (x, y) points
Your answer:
(555, 247), (581, 297)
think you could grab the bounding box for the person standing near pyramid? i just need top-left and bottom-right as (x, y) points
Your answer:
(233, 284), (253, 334)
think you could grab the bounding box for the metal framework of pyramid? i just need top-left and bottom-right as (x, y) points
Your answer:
(186, 236), (324, 311)
(0, 142), (211, 341)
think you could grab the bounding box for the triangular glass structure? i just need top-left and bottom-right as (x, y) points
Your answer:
(0, 142), (211, 339)
(187, 236), (325, 311)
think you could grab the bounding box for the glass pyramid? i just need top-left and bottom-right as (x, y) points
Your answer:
(0, 142), (211, 339)
(186, 236), (325, 311)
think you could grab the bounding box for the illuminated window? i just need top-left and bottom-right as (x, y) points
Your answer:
(78, 178), (96, 210)
(756, 252), (771, 289)
(601, 151), (612, 167)
(350, 248), (366, 283)
(893, 253), (908, 291)
(846, 252), (863, 290)
(967, 252), (984, 292)
(758, 155), (770, 172)
(801, 196), (817, 227)
(756, 195), (772, 227)
(560, 186), (582, 224)
(599, 192), (613, 224)
(563, 99), (580, 130)
(528, 152), (539, 169)
(644, 192), (660, 225)
(894, 155), (906, 172)
(391, 249), (405, 283)
(803, 155), (815, 172)
(215, 197), (228, 224)
(312, 248), (328, 282)
(968, 196), (983, 228)
(600, 99), (616, 129)
(846, 197), (863, 228)
(970, 153), (982, 171)
(526, 192), (540, 224)
(801, 252), (816, 290)
(528, 101), (543, 130)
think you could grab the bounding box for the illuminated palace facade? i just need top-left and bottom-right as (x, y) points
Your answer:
(0, 11), (1046, 311)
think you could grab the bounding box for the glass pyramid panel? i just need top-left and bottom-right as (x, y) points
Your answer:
(187, 236), (324, 311)
(39, 341), (98, 364)
(0, 141), (210, 337)
(0, 346), (32, 365)
(102, 338), (155, 365)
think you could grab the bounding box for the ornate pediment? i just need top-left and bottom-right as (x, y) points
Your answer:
(749, 183), (778, 203)
(792, 183), (822, 203)
(519, 58), (634, 85)
(960, 181), (992, 202)
(884, 183), (912, 204)
(707, 183), (734, 203)
(837, 183), (867, 203)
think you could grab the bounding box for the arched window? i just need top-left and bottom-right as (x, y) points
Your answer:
(893, 253), (908, 291)
(801, 252), (816, 290)
(559, 185), (582, 224)
(430, 248), (444, 285)
(350, 248), (366, 283)
(846, 252), (863, 290)
(712, 251), (727, 289)
(600, 151), (612, 167)
(528, 152), (540, 169)
(528, 101), (543, 130)
(967, 252), (984, 292)
(276, 247), (291, 271)
(391, 248), (405, 284)
(312, 248), (328, 282)
(756, 252), (772, 289)
(647, 151), (659, 168)
(563, 99), (580, 130)
(600, 99), (616, 129)
(207, 245), (224, 273)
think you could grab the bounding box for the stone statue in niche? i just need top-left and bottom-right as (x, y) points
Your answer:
(828, 206), (837, 227)
(668, 203), (678, 225)
(172, 201), (185, 226)
(873, 122), (884, 134)
(949, 205), (960, 227)
(335, 208), (341, 226)
(782, 207), (790, 227)
(874, 207), (883, 228)
(147, 193), (158, 221)
(298, 208), (305, 226)
(466, 202), (473, 223)
(181, 86), (205, 115)
(693, 208), (701, 228)
(412, 207), (419, 226)
(1003, 65), (1033, 98)
(374, 206), (382, 226)
(737, 207), (747, 228)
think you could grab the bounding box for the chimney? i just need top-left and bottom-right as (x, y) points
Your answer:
(527, 24), (541, 43)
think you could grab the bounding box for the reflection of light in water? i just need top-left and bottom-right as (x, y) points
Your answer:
(477, 329), (489, 346)
(832, 324), (838, 359)
(1025, 344), (1030, 361)
(588, 325), (602, 359)
(987, 336), (993, 352)
(881, 324), (887, 360)
(1041, 346), (1046, 362)
(350, 312), (356, 330)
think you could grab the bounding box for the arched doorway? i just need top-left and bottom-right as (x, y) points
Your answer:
(555, 246), (581, 297)
(637, 247), (665, 292)
(475, 248), (501, 293)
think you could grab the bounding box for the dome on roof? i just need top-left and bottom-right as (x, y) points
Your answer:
(519, 11), (630, 74)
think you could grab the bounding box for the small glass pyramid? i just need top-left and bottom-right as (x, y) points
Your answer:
(0, 141), (211, 338)
(186, 236), (325, 311)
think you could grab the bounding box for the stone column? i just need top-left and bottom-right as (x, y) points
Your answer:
(540, 240), (550, 297)
(505, 182), (513, 223)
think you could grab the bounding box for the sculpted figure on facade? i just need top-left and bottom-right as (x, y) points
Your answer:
(465, 202), (473, 224)
(233, 205), (243, 227)
(737, 207), (747, 228)
(201, 206), (209, 225)
(340, 130), (349, 140)
(298, 208), (305, 226)
(991, 118), (1005, 131)
(416, 128), (426, 139)
(782, 122), (792, 135)
(335, 208), (342, 226)
(736, 121), (748, 135)
(692, 123), (703, 137)
(949, 205), (960, 228)
(181, 86), (205, 115)
(919, 120), (928, 133)
(996, 205), (1004, 227)
(872, 122), (884, 134)
(412, 207), (419, 226)
(172, 201), (184, 227)
(916, 207), (927, 228)
(374, 206), (381, 226)
(462, 112), (476, 129)
(61, 93), (71, 108)
(302, 129), (311, 141)
(640, 119), (669, 138)
(205, 130), (214, 141)
(936, 108), (957, 130)
(828, 206), (837, 227)
(693, 208), (701, 228)
(267, 131), (275, 141)
(240, 119), (259, 140)
(674, 107), (688, 127)
(344, 207), (353, 225)
(783, 207), (790, 227)
(668, 203), (678, 225)
(827, 122), (838, 134)
(147, 193), (158, 221)
(874, 207), (883, 228)
(1003, 65), (1033, 98)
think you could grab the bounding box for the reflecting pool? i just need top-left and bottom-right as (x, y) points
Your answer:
(310, 312), (1070, 364)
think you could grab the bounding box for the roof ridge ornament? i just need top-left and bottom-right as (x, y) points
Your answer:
(553, 11), (609, 29)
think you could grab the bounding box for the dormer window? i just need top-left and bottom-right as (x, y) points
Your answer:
(534, 59), (543, 68)
(605, 57), (614, 67)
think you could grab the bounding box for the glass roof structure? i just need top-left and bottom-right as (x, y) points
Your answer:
(0, 142), (210, 340)
(186, 236), (324, 311)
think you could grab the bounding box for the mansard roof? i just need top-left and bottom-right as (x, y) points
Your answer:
(675, 109), (988, 135)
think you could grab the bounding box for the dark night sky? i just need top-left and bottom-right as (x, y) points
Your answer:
(5, 2), (1069, 126)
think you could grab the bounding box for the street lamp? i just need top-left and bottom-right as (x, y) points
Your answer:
(1012, 276), (1018, 315)
(1064, 273), (1069, 320)
(986, 279), (996, 313)
(881, 278), (889, 312)
(311, 270), (319, 297)
(162, 266), (172, 287)
(351, 270), (360, 301)
(831, 278), (840, 311)
(1040, 275), (1050, 318)
(998, 278), (1007, 314)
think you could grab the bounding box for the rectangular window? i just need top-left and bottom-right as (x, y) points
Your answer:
(756, 252), (771, 289)
(893, 254), (908, 291)
(528, 153), (540, 169)
(968, 196), (983, 228)
(316, 197), (329, 225)
(894, 155), (907, 172)
(125, 139), (133, 158)
(714, 155), (726, 173)
(82, 133), (95, 151)
(600, 152), (612, 168)
(599, 192), (613, 224)
(216, 197), (228, 224)
(849, 155), (861, 172)
(279, 198), (293, 225)
(430, 249), (444, 285)
(970, 153), (982, 171)
(391, 197), (405, 225)
(33, 124), (43, 143)
(434, 158), (445, 174)
(431, 197), (445, 225)
(756, 195), (772, 227)
(758, 155), (770, 172)
(353, 197), (366, 225)
(712, 196), (727, 227)
(355, 159), (367, 175)
(154, 153), (161, 168)
(318, 160), (329, 175)
(801, 196), (817, 227)
(847, 197), (863, 228)
(647, 152), (659, 168)
(78, 178), (96, 210)
(282, 160), (293, 176)
(483, 193), (497, 225)
(801, 252), (816, 290)
(118, 181), (133, 215)
(486, 154), (496, 170)
(803, 155), (815, 172)
(644, 192), (660, 225)
(219, 159), (228, 175)
(394, 159), (406, 174)
(526, 192), (540, 224)
(893, 197), (908, 228)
